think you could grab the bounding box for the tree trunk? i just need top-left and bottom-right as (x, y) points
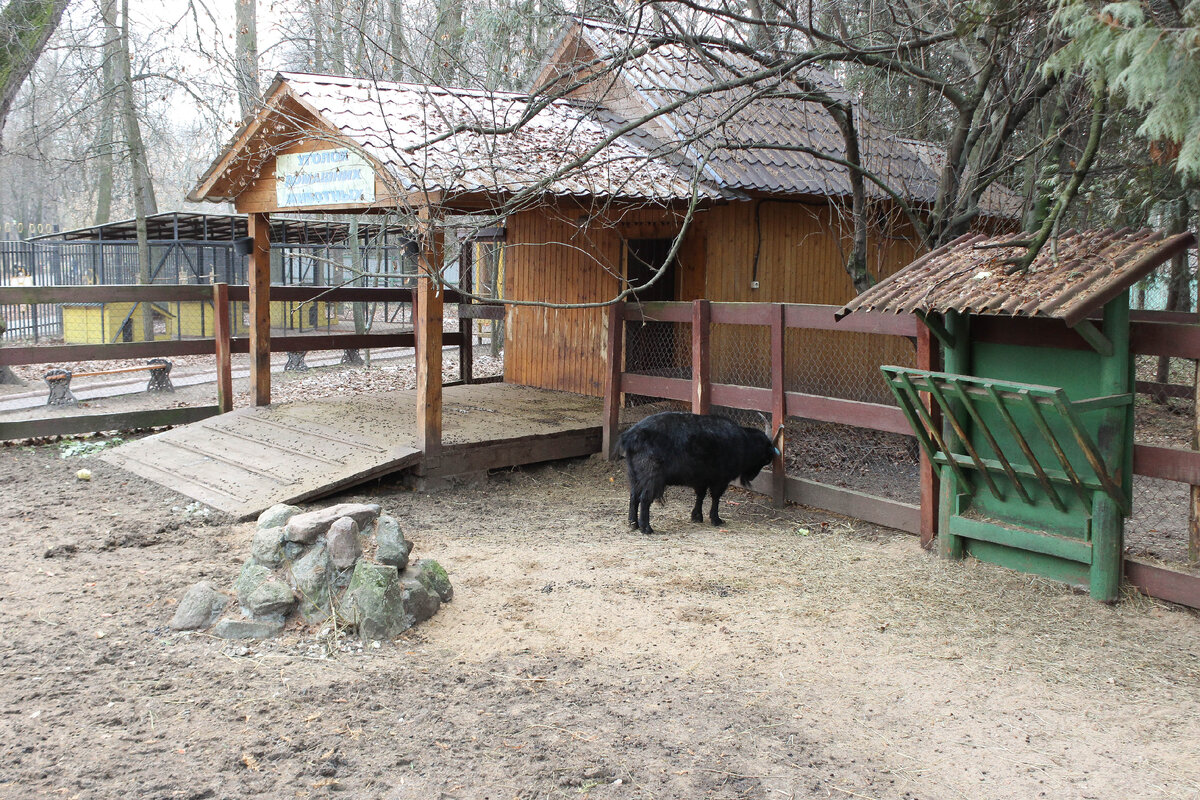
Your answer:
(94, 0), (118, 224)
(1155, 192), (1193, 393)
(351, 216), (366, 335)
(431, 0), (464, 85)
(388, 0), (407, 81)
(117, 0), (157, 340)
(0, 318), (22, 385)
(234, 0), (258, 119)
(0, 0), (71, 133)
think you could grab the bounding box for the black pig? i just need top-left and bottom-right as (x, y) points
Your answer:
(618, 411), (782, 534)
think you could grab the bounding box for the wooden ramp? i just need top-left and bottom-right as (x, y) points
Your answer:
(102, 383), (602, 519)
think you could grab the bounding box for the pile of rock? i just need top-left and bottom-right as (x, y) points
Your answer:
(170, 501), (452, 640)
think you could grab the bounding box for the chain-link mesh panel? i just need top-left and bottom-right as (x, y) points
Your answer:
(624, 320), (691, 379)
(786, 329), (917, 404)
(710, 323), (769, 388)
(1129, 367), (1196, 565)
(784, 418), (919, 504)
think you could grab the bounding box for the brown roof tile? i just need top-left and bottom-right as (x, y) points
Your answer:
(837, 228), (1197, 326)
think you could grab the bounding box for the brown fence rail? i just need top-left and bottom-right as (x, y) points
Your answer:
(0, 283), (482, 441)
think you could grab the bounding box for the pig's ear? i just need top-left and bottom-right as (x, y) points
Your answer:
(772, 425), (785, 453)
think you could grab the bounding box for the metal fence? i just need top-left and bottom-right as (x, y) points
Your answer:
(1, 238), (420, 342)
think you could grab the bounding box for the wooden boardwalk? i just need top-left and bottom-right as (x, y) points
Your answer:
(102, 383), (602, 519)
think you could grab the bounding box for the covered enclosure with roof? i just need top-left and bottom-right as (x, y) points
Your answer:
(838, 228), (1198, 601)
(186, 18), (1021, 404)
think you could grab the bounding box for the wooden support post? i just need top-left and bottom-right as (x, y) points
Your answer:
(1090, 294), (1130, 602)
(602, 300), (624, 460)
(939, 311), (967, 560)
(213, 282), (233, 414)
(770, 302), (786, 507)
(247, 212), (271, 406)
(1192, 360), (1200, 564)
(691, 299), (711, 415)
(459, 236), (474, 385)
(916, 321), (941, 549)
(415, 221), (444, 466)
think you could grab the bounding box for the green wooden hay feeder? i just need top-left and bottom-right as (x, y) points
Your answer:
(838, 229), (1197, 602)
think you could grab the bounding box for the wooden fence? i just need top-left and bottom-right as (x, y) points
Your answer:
(602, 299), (936, 537)
(0, 282), (501, 441)
(603, 299), (1200, 610)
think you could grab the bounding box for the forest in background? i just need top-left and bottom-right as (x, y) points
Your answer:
(0, 0), (1194, 297)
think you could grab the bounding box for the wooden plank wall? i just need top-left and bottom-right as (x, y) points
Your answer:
(506, 198), (924, 399)
(706, 201), (919, 403)
(503, 205), (705, 396)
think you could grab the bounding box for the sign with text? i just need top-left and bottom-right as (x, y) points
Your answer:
(276, 148), (375, 207)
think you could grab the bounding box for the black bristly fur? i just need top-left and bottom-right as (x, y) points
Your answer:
(617, 411), (779, 535)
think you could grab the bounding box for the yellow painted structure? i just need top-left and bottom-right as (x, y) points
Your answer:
(270, 300), (334, 331)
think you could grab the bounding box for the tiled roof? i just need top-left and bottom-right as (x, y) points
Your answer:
(837, 228), (1197, 325)
(195, 73), (722, 204)
(574, 19), (1020, 218)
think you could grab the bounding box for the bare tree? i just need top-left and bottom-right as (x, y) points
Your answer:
(0, 0), (72, 132)
(234, 0), (257, 119)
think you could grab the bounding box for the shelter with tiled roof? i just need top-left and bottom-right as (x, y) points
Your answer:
(835, 228), (1198, 601)
(189, 17), (1019, 401)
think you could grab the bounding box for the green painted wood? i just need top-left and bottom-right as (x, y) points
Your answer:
(965, 539), (1092, 587)
(949, 515), (1092, 564)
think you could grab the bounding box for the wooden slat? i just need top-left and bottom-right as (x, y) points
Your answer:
(0, 405), (220, 441)
(749, 472), (920, 534)
(784, 304), (918, 336)
(1131, 320), (1200, 359)
(917, 322), (941, 548)
(248, 212), (271, 406)
(624, 301), (692, 323)
(602, 301), (624, 459)
(248, 332), (420, 352)
(785, 391), (912, 435)
(416, 268), (443, 461)
(213, 283), (232, 413)
(621, 372), (690, 402)
(1133, 444), (1200, 484)
(950, 515), (1092, 564)
(710, 302), (776, 325)
(225, 285), (421, 303)
(0, 284), (214, 304)
(1136, 380), (1193, 400)
(1124, 558), (1200, 610)
(0, 339), (217, 366)
(692, 299), (711, 414)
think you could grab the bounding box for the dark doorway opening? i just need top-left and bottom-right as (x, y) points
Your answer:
(625, 238), (685, 378)
(626, 238), (678, 303)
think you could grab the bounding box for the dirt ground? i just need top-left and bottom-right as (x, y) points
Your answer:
(1, 439), (1199, 800)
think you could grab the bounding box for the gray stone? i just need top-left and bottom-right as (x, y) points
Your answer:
(213, 617), (285, 639)
(251, 525), (285, 567)
(235, 561), (274, 608)
(243, 577), (296, 619)
(285, 503), (381, 544)
(169, 581), (227, 631)
(327, 517), (363, 570)
(375, 515), (412, 571)
(257, 503), (302, 530)
(411, 558), (453, 603)
(282, 541), (306, 562)
(341, 561), (408, 640)
(290, 542), (334, 621)
(401, 577), (441, 625)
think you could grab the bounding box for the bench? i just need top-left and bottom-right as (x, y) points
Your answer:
(44, 358), (174, 406)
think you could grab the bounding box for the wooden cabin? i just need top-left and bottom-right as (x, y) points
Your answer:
(188, 19), (1019, 408)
